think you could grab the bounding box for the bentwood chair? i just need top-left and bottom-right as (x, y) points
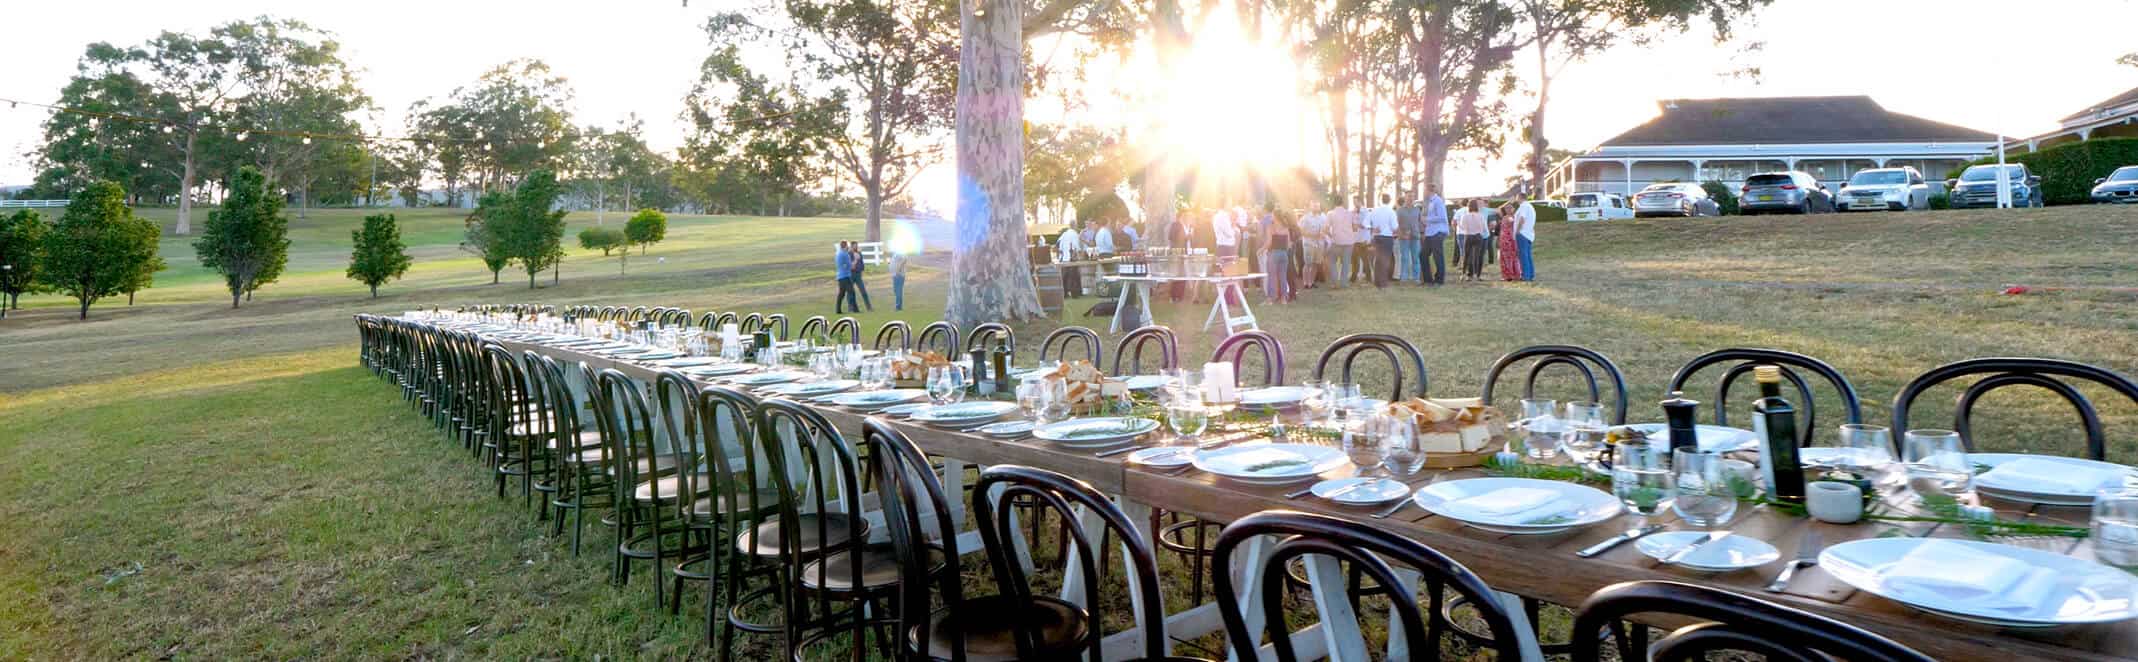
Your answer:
(874, 321), (913, 351)
(483, 344), (546, 504)
(533, 355), (613, 555)
(797, 315), (830, 342)
(1038, 326), (1102, 366)
(1571, 581), (1934, 662)
(830, 317), (863, 346)
(966, 322), (1015, 358)
(714, 311), (740, 330)
(699, 312), (720, 330)
(1891, 357), (2138, 461)
(591, 368), (695, 608)
(740, 313), (766, 337)
(915, 321), (961, 356)
(755, 399), (905, 661)
(1482, 345), (1630, 425)
(1313, 333), (1429, 401)
(1666, 348), (1862, 447)
(682, 386), (785, 654)
(1213, 510), (1532, 662)
(1214, 330), (1287, 388)
(764, 313), (792, 341)
(1112, 325), (1180, 376)
(860, 418), (968, 662)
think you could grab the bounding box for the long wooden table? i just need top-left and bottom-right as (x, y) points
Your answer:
(487, 333), (2135, 662)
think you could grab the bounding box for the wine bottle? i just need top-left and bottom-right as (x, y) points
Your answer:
(1661, 391), (1701, 453)
(969, 348), (988, 394)
(990, 342), (1010, 396)
(1753, 366), (1806, 503)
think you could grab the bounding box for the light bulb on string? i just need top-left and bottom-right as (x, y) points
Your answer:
(236, 132), (248, 142)
(162, 124), (173, 134)
(302, 136), (312, 145)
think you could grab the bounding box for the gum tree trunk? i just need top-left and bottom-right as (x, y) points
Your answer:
(943, 0), (1042, 328)
(174, 130), (198, 235)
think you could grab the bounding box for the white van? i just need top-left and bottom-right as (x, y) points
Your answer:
(1566, 192), (1634, 222)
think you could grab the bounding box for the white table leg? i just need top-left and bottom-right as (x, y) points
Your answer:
(1226, 534), (1275, 662)
(1228, 279), (1260, 333)
(1058, 504), (1104, 606)
(1115, 496), (1160, 656)
(1303, 555), (1371, 660)
(1110, 281), (1135, 333)
(1205, 282), (1232, 331)
(1386, 568), (1421, 659)
(1134, 283), (1155, 330)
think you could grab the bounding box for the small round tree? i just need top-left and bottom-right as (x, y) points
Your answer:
(347, 213), (414, 298)
(38, 181), (164, 319)
(578, 226), (628, 273)
(195, 167), (292, 308)
(0, 209), (52, 315)
(624, 208), (666, 255)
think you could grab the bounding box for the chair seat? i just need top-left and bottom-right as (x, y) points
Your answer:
(736, 513), (866, 558)
(594, 452), (679, 477)
(800, 543), (942, 592)
(546, 430), (602, 451)
(911, 595), (1090, 662)
(632, 473), (708, 502)
(688, 488), (783, 518)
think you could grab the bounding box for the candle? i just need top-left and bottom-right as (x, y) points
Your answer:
(1202, 362), (1237, 404)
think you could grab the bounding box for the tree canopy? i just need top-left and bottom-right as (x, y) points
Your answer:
(624, 208), (667, 255)
(346, 213), (413, 298)
(0, 210), (52, 314)
(194, 166), (291, 308)
(38, 181), (164, 319)
(476, 169), (569, 289)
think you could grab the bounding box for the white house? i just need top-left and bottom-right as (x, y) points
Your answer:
(1544, 96), (1998, 198)
(2007, 85), (2138, 153)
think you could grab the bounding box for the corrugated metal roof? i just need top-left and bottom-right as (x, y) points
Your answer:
(1600, 96), (1997, 146)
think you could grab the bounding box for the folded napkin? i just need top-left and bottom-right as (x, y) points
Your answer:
(1978, 457), (2128, 495)
(1881, 541), (2060, 614)
(1441, 487), (1573, 524)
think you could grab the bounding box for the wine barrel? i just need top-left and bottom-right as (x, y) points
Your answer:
(1033, 265), (1064, 317)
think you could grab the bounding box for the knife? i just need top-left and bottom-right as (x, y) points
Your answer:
(1662, 530), (1731, 566)
(1763, 530), (1824, 592)
(1577, 524), (1664, 558)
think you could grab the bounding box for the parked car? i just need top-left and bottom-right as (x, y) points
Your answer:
(1739, 171), (1833, 214)
(1632, 183), (1717, 217)
(1836, 167), (1930, 212)
(2092, 165), (2138, 204)
(1946, 163), (2042, 209)
(1565, 192), (1635, 222)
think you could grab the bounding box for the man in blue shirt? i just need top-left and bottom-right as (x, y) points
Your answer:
(1422, 185), (1449, 285)
(834, 241), (859, 314)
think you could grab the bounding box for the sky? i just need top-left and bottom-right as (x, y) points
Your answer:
(1, 0), (2134, 203)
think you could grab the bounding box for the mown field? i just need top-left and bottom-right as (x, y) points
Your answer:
(1, 203), (2135, 658)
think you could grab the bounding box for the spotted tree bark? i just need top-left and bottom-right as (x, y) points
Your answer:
(944, 0), (1042, 328)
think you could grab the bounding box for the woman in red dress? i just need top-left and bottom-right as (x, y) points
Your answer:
(1496, 203), (1522, 281)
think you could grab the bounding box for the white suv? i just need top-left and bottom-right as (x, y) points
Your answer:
(1837, 167), (1930, 212)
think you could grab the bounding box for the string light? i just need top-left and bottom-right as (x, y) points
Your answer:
(0, 94), (618, 149)
(161, 124), (173, 134)
(301, 136), (311, 145)
(235, 132), (248, 142)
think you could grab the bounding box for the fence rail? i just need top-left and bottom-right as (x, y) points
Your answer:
(0, 200), (67, 209)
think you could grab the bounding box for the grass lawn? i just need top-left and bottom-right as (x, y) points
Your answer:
(2, 204), (2136, 658)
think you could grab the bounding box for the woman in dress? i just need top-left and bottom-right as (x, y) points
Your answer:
(1496, 202), (1523, 281)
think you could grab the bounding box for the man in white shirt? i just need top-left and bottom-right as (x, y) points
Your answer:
(1092, 218), (1116, 255)
(1514, 195), (1538, 281)
(1324, 200), (1355, 288)
(1366, 193), (1399, 288)
(1212, 206), (1239, 258)
(1057, 224), (1085, 297)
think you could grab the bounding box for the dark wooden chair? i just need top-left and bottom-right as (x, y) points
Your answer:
(830, 317), (863, 345)
(739, 313), (765, 336)
(1112, 325), (1179, 376)
(1039, 326), (1103, 366)
(1214, 330), (1287, 388)
(1482, 345), (1630, 425)
(874, 320), (913, 351)
(797, 315), (830, 342)
(1571, 581), (1934, 662)
(764, 313), (791, 341)
(1891, 357), (2138, 461)
(1312, 333), (1428, 401)
(916, 321), (961, 356)
(698, 311), (720, 330)
(966, 322), (1015, 361)
(752, 399), (886, 660)
(590, 368), (697, 609)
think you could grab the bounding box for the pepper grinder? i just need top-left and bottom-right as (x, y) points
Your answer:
(1661, 390), (1701, 454)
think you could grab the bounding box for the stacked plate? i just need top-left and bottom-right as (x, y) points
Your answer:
(1412, 477), (1622, 535)
(827, 389), (927, 411)
(1624, 423), (1759, 453)
(686, 364), (757, 378)
(909, 401), (1019, 427)
(731, 371), (806, 387)
(652, 357), (723, 368)
(766, 379), (860, 398)
(1636, 532), (1780, 572)
(1238, 386), (1310, 407)
(1821, 538), (2138, 628)
(1969, 453), (2137, 506)
(1032, 417), (1159, 448)
(1192, 444), (1349, 486)
(1308, 477), (1412, 506)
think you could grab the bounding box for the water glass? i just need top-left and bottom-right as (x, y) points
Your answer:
(1165, 400), (1210, 447)
(927, 365), (967, 406)
(1380, 412), (1425, 478)
(1902, 429), (1973, 505)
(1520, 398), (1560, 460)
(1161, 368), (1201, 407)
(1558, 401), (1609, 465)
(1341, 411), (1384, 474)
(1835, 423), (1898, 485)
(1016, 378), (1047, 421)
(1612, 440), (1675, 519)
(2093, 488), (2138, 569)
(1039, 377), (1071, 423)
(1299, 380), (1330, 422)
(1673, 449), (1741, 528)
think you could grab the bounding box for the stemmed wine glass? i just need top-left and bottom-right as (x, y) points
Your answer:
(927, 365), (967, 407)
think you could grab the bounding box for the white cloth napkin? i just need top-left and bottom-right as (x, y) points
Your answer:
(1442, 487), (1573, 524)
(1978, 457), (2128, 495)
(1881, 541), (2060, 614)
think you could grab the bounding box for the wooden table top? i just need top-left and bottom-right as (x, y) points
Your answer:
(490, 335), (2135, 662)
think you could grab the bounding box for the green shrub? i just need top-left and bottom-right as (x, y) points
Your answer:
(1700, 181), (1739, 215)
(577, 226), (625, 256)
(1958, 138), (2138, 205)
(1928, 193), (1951, 210)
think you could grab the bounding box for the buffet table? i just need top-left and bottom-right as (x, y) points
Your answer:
(1101, 273), (1267, 335)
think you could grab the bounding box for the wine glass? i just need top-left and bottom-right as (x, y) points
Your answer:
(1612, 439), (1676, 522)
(1673, 449), (1740, 528)
(1835, 424), (1897, 484)
(1558, 401), (1609, 466)
(1380, 411), (1425, 478)
(1902, 429), (1973, 506)
(1039, 377), (1071, 424)
(927, 365), (967, 407)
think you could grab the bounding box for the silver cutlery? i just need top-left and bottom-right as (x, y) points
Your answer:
(1763, 530), (1824, 592)
(1095, 444), (1147, 458)
(1662, 530), (1731, 566)
(1283, 484), (1319, 499)
(1370, 498), (1414, 519)
(1577, 524), (1664, 558)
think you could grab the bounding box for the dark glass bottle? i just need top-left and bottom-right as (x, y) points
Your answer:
(969, 348), (988, 394)
(1661, 391), (1701, 453)
(1753, 366), (1806, 503)
(990, 342), (1010, 396)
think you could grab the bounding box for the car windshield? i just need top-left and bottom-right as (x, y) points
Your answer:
(1960, 165), (2024, 182)
(1746, 175), (1793, 186)
(2109, 167), (2138, 182)
(1850, 171), (1906, 185)
(1570, 194), (1600, 207)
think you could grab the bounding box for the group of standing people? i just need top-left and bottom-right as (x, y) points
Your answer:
(1053, 217), (1139, 298)
(833, 240), (911, 314)
(1450, 197), (1536, 282)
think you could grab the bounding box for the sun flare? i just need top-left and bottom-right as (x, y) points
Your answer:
(1139, 10), (1310, 198)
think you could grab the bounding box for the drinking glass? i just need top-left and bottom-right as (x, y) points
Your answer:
(1016, 378), (1047, 422)
(1673, 449), (1741, 528)
(927, 365), (967, 406)
(1162, 369), (1202, 408)
(1380, 411), (1425, 478)
(1165, 400), (1210, 447)
(1520, 398), (1560, 460)
(1342, 411), (1385, 476)
(1299, 380), (1330, 424)
(1834, 424), (1897, 483)
(1039, 377), (1071, 424)
(2093, 488), (2138, 569)
(1558, 401), (1609, 465)
(1612, 440), (1676, 520)
(1902, 429), (1973, 505)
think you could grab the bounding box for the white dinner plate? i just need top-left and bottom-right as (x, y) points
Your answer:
(880, 403), (931, 418)
(1636, 532), (1780, 572)
(652, 357), (722, 368)
(1310, 477), (1413, 506)
(1820, 538), (2138, 627)
(1413, 477), (1623, 535)
(828, 389), (927, 410)
(909, 401), (1020, 426)
(1626, 423), (1759, 453)
(1969, 453), (2138, 506)
(1032, 417), (1159, 447)
(767, 380), (860, 397)
(977, 420), (1036, 438)
(1239, 386), (1310, 406)
(1193, 444), (1349, 485)
(1127, 446), (1194, 468)
(687, 364), (757, 378)
(731, 371), (805, 387)
(1121, 375), (1172, 391)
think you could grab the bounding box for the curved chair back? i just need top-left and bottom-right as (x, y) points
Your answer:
(696, 385), (767, 523)
(714, 311), (740, 329)
(1039, 326), (1103, 366)
(1213, 510), (1527, 662)
(630, 306), (651, 322)
(763, 313), (791, 341)
(974, 465), (1172, 661)
(966, 322), (1015, 357)
(1571, 581), (1934, 662)
(860, 419), (968, 660)
(1891, 357), (2138, 460)
(873, 320), (913, 351)
(1665, 348), (1862, 447)
(1214, 330), (1287, 388)
(739, 313), (765, 336)
(829, 317), (863, 345)
(796, 315), (829, 342)
(592, 368), (667, 512)
(698, 311), (719, 330)
(1312, 333), (1428, 401)
(1481, 345), (1630, 425)
(758, 399), (870, 628)
(1111, 325), (1179, 376)
(916, 321), (961, 356)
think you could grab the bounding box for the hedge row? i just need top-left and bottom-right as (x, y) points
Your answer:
(1956, 137), (2138, 205)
